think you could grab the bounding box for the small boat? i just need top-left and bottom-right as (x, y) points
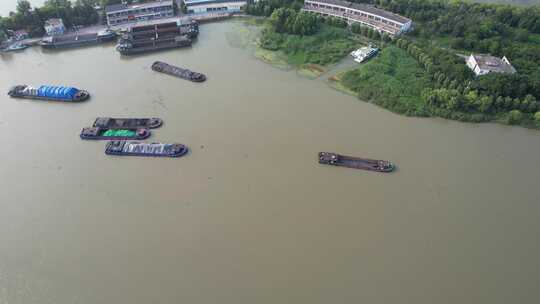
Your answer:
(350, 46), (379, 63)
(151, 61), (206, 82)
(93, 117), (163, 129)
(80, 127), (150, 140)
(318, 152), (395, 172)
(97, 29), (117, 42)
(105, 141), (188, 158)
(8, 84), (90, 102)
(2, 42), (29, 52)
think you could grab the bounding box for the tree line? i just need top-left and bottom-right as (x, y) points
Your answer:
(268, 7), (319, 35)
(244, 0), (303, 17)
(0, 0), (101, 38)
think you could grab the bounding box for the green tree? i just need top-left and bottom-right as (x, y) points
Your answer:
(507, 110), (523, 125)
(534, 111), (540, 122)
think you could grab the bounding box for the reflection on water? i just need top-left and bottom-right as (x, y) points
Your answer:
(0, 20), (539, 304)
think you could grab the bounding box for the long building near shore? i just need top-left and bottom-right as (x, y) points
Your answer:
(302, 0), (412, 36)
(105, 0), (175, 26)
(184, 0), (246, 14)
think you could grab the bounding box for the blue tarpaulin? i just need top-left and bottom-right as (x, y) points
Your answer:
(37, 85), (78, 100)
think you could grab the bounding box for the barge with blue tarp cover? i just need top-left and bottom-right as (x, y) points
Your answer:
(93, 117), (163, 129)
(8, 85), (90, 101)
(105, 141), (188, 157)
(318, 152), (395, 173)
(80, 127), (151, 140)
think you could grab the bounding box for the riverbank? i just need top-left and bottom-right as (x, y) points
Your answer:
(242, 14), (540, 130)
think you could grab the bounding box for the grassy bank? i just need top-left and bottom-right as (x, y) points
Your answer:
(258, 24), (357, 75)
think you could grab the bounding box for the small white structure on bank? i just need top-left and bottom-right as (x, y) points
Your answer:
(350, 45), (379, 63)
(466, 54), (516, 76)
(44, 18), (66, 36)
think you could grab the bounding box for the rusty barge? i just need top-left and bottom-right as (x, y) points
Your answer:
(318, 152), (395, 173)
(151, 61), (206, 82)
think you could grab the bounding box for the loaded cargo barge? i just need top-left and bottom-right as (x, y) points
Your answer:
(93, 117), (163, 129)
(40, 29), (116, 49)
(105, 141), (188, 158)
(116, 21), (198, 55)
(318, 152), (395, 172)
(80, 127), (150, 140)
(8, 85), (90, 102)
(151, 61), (206, 82)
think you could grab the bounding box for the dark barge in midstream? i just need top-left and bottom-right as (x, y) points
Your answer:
(40, 29), (117, 49)
(8, 85), (90, 102)
(105, 141), (188, 158)
(80, 127), (150, 140)
(151, 61), (206, 82)
(93, 117), (163, 129)
(116, 20), (198, 55)
(318, 152), (395, 173)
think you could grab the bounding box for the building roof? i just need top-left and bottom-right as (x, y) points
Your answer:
(106, 0), (173, 13)
(184, 0), (246, 5)
(471, 54), (516, 74)
(306, 0), (411, 24)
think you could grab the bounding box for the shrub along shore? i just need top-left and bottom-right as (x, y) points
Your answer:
(245, 0), (540, 129)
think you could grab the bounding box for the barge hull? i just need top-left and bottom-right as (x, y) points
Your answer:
(105, 141), (188, 158)
(80, 127), (151, 140)
(151, 61), (206, 82)
(318, 152), (395, 173)
(93, 117), (163, 129)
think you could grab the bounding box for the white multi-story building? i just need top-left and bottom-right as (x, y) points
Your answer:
(184, 0), (246, 15)
(302, 0), (412, 36)
(466, 54), (517, 76)
(44, 19), (66, 36)
(105, 0), (175, 26)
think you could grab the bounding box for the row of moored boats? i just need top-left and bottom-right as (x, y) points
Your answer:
(2, 20), (199, 55)
(81, 117), (188, 158)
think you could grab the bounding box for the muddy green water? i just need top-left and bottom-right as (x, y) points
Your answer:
(0, 21), (539, 304)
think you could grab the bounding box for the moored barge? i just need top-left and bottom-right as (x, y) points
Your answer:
(318, 152), (395, 172)
(8, 85), (90, 102)
(151, 61), (206, 82)
(116, 21), (195, 55)
(80, 127), (150, 140)
(93, 117), (163, 129)
(40, 29), (117, 49)
(105, 141), (188, 158)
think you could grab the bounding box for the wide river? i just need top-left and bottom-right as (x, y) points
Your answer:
(1, 21), (539, 304)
